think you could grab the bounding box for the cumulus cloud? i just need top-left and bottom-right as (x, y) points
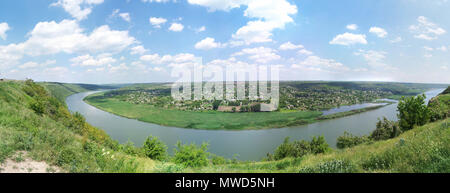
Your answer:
(232, 47), (281, 63)
(0, 22), (10, 40)
(195, 37), (223, 50)
(149, 17), (167, 28)
(291, 56), (348, 73)
(130, 45), (149, 55)
(140, 53), (197, 67)
(188, 0), (297, 44)
(279, 42), (304, 50)
(2, 19), (136, 60)
(346, 24), (358, 30)
(410, 16), (446, 40)
(19, 60), (56, 69)
(51, 0), (104, 21)
(169, 23), (184, 32)
(330, 33), (367, 46)
(369, 27), (388, 38)
(71, 53), (117, 67)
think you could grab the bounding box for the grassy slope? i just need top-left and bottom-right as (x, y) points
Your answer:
(186, 119), (449, 173)
(0, 80), (155, 173)
(85, 92), (322, 130)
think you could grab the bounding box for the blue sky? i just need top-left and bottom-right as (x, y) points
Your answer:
(0, 0), (449, 84)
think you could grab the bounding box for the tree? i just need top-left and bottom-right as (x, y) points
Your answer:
(370, 117), (400, 141)
(142, 136), (167, 161)
(397, 94), (430, 131)
(173, 142), (209, 168)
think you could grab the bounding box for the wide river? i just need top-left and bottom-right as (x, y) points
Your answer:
(66, 89), (444, 160)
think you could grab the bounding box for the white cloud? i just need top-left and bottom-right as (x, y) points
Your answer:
(410, 16), (446, 40)
(169, 23), (184, 32)
(279, 42), (304, 50)
(71, 53), (117, 67)
(423, 46), (434, 51)
(195, 37), (223, 50)
(369, 27), (388, 38)
(19, 60), (56, 69)
(189, 0), (297, 44)
(51, 0), (104, 21)
(436, 46), (448, 52)
(149, 17), (167, 28)
(130, 45), (148, 55)
(119, 13), (131, 22)
(329, 33), (367, 46)
(346, 24), (358, 31)
(298, 49), (313, 55)
(19, 20), (136, 56)
(195, 26), (206, 33)
(140, 53), (197, 67)
(390, 37), (402, 43)
(291, 56), (348, 72)
(0, 22), (10, 40)
(354, 50), (391, 69)
(232, 47), (281, 63)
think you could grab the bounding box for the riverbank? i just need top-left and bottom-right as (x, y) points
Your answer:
(84, 92), (322, 130)
(84, 91), (397, 131)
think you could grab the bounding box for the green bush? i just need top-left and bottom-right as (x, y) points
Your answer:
(310, 136), (330, 154)
(398, 94), (430, 131)
(370, 117), (400, 141)
(337, 132), (370, 149)
(211, 154), (229, 165)
(273, 136), (330, 160)
(173, 142), (209, 168)
(142, 136), (167, 161)
(29, 100), (45, 115)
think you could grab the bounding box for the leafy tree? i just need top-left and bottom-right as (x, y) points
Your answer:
(142, 136), (167, 161)
(370, 117), (400, 141)
(273, 137), (295, 160)
(173, 142), (209, 168)
(337, 132), (370, 149)
(397, 94), (429, 131)
(310, 136), (330, 154)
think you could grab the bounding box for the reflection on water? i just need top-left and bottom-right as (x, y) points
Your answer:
(67, 89), (444, 161)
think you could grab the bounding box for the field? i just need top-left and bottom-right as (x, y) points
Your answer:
(85, 92), (322, 130)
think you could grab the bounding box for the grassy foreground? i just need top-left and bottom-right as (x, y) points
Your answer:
(0, 80), (448, 173)
(85, 92), (322, 130)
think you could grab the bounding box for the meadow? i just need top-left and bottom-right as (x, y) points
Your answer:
(85, 92), (322, 130)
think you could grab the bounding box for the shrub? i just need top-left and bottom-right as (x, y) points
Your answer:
(173, 142), (209, 168)
(273, 136), (330, 160)
(273, 137), (296, 160)
(337, 132), (370, 149)
(370, 117), (400, 141)
(211, 155), (229, 165)
(397, 94), (429, 131)
(310, 136), (330, 154)
(142, 136), (167, 161)
(29, 100), (45, 115)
